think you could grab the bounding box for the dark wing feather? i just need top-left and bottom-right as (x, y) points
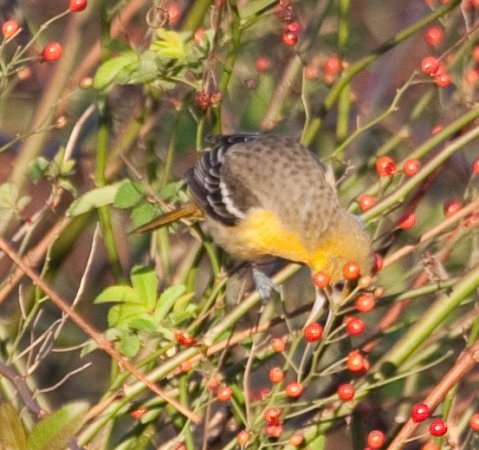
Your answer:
(186, 134), (260, 226)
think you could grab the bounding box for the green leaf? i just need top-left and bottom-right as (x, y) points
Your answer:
(94, 52), (138, 90)
(107, 303), (146, 329)
(26, 401), (89, 450)
(129, 315), (158, 332)
(130, 203), (158, 228)
(94, 285), (138, 304)
(28, 157), (50, 183)
(114, 180), (145, 209)
(119, 334), (140, 358)
(308, 435), (326, 449)
(0, 403), (27, 450)
(67, 182), (123, 217)
(131, 266), (158, 310)
(154, 285), (187, 321)
(150, 29), (186, 60)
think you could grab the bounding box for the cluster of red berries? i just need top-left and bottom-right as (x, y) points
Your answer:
(275, 0), (301, 47)
(194, 90), (222, 111)
(420, 55), (452, 88)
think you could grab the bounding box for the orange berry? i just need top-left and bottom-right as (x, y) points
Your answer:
(174, 330), (196, 346)
(355, 293), (375, 313)
(435, 72), (452, 88)
(282, 30), (298, 46)
(41, 42), (62, 61)
(443, 199), (462, 217)
(343, 261), (361, 280)
(420, 56), (440, 75)
(130, 407), (147, 420)
(312, 271), (330, 288)
(180, 360), (192, 372)
(376, 156), (397, 177)
(271, 337), (286, 352)
(469, 412), (479, 430)
(346, 350), (367, 372)
(303, 322), (323, 342)
(367, 430), (385, 448)
(2, 19), (20, 38)
(403, 159), (421, 176)
(289, 433), (304, 446)
(285, 382), (303, 398)
(473, 158), (479, 174)
(207, 377), (220, 390)
(268, 367), (285, 384)
(337, 383), (355, 401)
(322, 54), (342, 77)
(265, 424), (283, 437)
(255, 56), (272, 72)
(423, 25), (444, 46)
(167, 2), (181, 24)
(216, 385), (232, 402)
(466, 68), (479, 85)
(237, 430), (250, 445)
(398, 212), (416, 230)
(358, 194), (377, 211)
(344, 316), (365, 336)
(193, 27), (206, 44)
(263, 407), (282, 424)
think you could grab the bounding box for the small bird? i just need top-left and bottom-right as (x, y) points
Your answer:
(134, 134), (373, 290)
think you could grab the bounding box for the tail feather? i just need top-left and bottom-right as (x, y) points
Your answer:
(129, 202), (202, 234)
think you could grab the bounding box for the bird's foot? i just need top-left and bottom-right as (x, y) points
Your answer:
(252, 265), (281, 303)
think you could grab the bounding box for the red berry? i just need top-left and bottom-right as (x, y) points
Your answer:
(193, 27), (206, 45)
(216, 385), (232, 402)
(367, 430), (385, 449)
(465, 68), (479, 85)
(289, 433), (304, 446)
(355, 293), (376, 313)
(194, 91), (211, 111)
(403, 159), (421, 176)
(255, 56), (272, 72)
(237, 430), (250, 445)
(422, 442), (440, 450)
(470, 412), (479, 430)
(130, 407), (147, 420)
(265, 424), (283, 437)
(167, 2), (181, 24)
(429, 418), (448, 436)
(2, 19), (19, 38)
(374, 253), (384, 272)
(174, 330), (196, 346)
(69, 0), (87, 12)
(337, 383), (355, 401)
(343, 261), (361, 280)
(435, 72), (452, 88)
(304, 322), (323, 342)
(358, 194), (377, 211)
(268, 367), (285, 384)
(346, 350), (367, 372)
(263, 407), (282, 424)
(271, 337), (286, 352)
(376, 156), (397, 177)
(174, 444), (186, 450)
(41, 42), (62, 61)
(312, 271), (330, 288)
(285, 382), (303, 398)
(411, 403), (430, 422)
(207, 377), (220, 390)
(473, 158), (479, 174)
(180, 360), (192, 372)
(420, 56), (440, 76)
(322, 55), (342, 77)
(282, 30), (298, 46)
(423, 25), (444, 46)
(431, 124), (443, 135)
(443, 199), (462, 217)
(344, 316), (365, 336)
(398, 212), (416, 230)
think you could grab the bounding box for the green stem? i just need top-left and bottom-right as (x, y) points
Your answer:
(181, 0), (213, 33)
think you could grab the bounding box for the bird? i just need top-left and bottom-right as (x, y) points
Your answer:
(133, 134), (373, 295)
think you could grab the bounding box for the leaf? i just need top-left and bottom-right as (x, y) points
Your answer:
(26, 401), (89, 450)
(114, 180), (145, 209)
(107, 303), (146, 329)
(28, 157), (50, 183)
(154, 285), (187, 321)
(131, 266), (158, 310)
(0, 403), (27, 450)
(150, 29), (186, 60)
(67, 182), (123, 216)
(130, 203), (158, 228)
(308, 434), (326, 449)
(94, 285), (138, 304)
(129, 315), (158, 332)
(94, 52), (138, 90)
(119, 334), (140, 358)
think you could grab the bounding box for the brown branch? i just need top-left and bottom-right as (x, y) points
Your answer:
(0, 237), (201, 424)
(386, 337), (479, 450)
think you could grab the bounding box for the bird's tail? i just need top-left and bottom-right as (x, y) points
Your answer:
(129, 201), (202, 234)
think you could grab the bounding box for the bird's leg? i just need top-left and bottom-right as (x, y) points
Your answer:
(304, 286), (328, 326)
(252, 264), (281, 303)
